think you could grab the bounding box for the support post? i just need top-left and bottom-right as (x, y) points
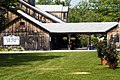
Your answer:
(67, 34), (71, 50)
(87, 34), (91, 50)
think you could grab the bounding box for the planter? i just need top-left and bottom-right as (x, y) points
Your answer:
(101, 58), (108, 65)
(108, 61), (118, 69)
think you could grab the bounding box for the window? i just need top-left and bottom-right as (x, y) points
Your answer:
(115, 33), (119, 42)
(19, 22), (26, 32)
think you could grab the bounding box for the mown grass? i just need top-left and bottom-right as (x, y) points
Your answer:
(0, 51), (120, 80)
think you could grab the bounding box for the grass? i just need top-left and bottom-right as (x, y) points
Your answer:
(0, 51), (120, 80)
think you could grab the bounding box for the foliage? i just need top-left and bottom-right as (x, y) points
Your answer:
(0, 46), (24, 51)
(97, 40), (107, 58)
(0, 0), (18, 10)
(105, 43), (119, 63)
(97, 0), (120, 21)
(0, 15), (8, 28)
(97, 36), (119, 68)
(0, 46), (4, 51)
(68, 0), (120, 22)
(91, 35), (99, 49)
(0, 0), (18, 28)
(37, 0), (71, 6)
(36, 0), (53, 5)
(80, 35), (88, 47)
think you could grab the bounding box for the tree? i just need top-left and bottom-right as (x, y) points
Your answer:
(0, 0), (18, 28)
(36, 0), (53, 5)
(97, 0), (120, 21)
(37, 0), (71, 6)
(68, 0), (99, 22)
(68, 0), (120, 22)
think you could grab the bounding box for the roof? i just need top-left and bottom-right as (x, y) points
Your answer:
(17, 8), (118, 34)
(19, 0), (65, 23)
(35, 5), (69, 12)
(16, 11), (119, 34)
(17, 10), (42, 23)
(41, 22), (118, 33)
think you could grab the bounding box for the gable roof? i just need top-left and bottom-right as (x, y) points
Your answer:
(17, 10), (118, 34)
(19, 0), (65, 23)
(41, 22), (118, 33)
(35, 5), (68, 12)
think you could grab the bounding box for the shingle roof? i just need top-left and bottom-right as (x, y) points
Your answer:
(35, 5), (68, 12)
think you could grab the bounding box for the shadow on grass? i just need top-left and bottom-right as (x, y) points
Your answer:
(0, 53), (62, 67)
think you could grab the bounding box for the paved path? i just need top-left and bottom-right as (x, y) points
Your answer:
(0, 49), (120, 54)
(0, 50), (97, 54)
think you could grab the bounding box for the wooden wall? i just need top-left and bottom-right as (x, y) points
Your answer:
(50, 12), (68, 22)
(0, 18), (50, 50)
(19, 3), (55, 23)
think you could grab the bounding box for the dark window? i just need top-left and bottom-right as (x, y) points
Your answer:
(20, 22), (25, 26)
(115, 33), (119, 42)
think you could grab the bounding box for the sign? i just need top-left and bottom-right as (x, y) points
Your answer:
(3, 35), (20, 45)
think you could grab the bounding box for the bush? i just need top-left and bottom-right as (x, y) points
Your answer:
(97, 39), (119, 69)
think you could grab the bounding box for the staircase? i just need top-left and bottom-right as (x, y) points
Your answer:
(18, 0), (65, 23)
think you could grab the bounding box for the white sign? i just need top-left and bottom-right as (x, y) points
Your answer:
(3, 35), (20, 45)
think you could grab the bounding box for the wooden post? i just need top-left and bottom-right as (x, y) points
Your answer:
(87, 35), (91, 50)
(68, 34), (71, 50)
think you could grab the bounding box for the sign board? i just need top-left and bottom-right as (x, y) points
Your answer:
(3, 35), (20, 45)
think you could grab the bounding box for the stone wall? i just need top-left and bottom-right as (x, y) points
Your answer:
(107, 25), (120, 49)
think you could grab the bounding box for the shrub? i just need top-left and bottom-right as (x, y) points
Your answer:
(97, 39), (119, 69)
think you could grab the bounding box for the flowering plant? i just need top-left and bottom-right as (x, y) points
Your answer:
(97, 40), (107, 58)
(97, 37), (119, 69)
(105, 43), (119, 64)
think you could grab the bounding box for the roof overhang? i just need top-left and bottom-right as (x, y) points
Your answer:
(41, 22), (118, 34)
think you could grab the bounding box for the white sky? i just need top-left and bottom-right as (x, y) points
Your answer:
(70, 0), (81, 7)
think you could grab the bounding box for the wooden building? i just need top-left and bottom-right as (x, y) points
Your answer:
(36, 5), (69, 22)
(0, 0), (120, 50)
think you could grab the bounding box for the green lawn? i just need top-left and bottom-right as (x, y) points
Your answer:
(0, 51), (120, 80)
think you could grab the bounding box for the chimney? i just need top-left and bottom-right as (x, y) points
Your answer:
(28, 0), (35, 6)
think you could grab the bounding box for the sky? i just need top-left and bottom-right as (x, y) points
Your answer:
(70, 0), (81, 7)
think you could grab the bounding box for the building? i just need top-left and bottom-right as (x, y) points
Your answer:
(0, 0), (120, 50)
(36, 5), (69, 22)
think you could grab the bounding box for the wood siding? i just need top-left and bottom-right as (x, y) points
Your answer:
(50, 12), (68, 22)
(0, 18), (50, 50)
(19, 2), (56, 23)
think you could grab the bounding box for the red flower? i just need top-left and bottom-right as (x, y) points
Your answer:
(108, 49), (110, 53)
(98, 42), (100, 44)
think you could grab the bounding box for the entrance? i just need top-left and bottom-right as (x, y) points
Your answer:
(50, 34), (87, 50)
